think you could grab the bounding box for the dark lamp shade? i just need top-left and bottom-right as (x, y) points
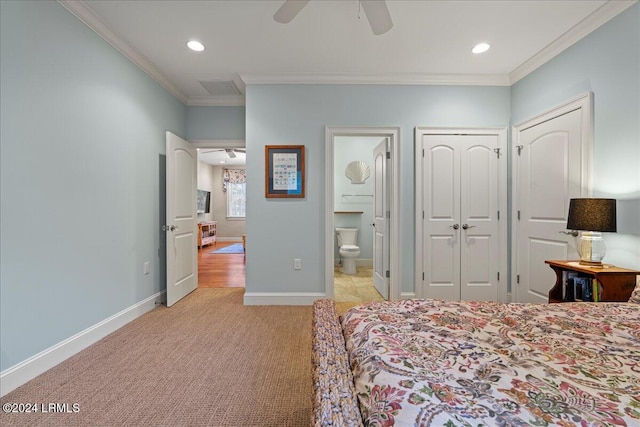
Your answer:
(566, 198), (617, 232)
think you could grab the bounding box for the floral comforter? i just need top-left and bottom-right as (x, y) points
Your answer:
(341, 300), (640, 426)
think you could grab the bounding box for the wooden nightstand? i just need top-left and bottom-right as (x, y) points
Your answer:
(546, 260), (639, 303)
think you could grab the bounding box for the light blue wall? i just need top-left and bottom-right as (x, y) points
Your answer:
(0, 1), (185, 371)
(245, 85), (510, 295)
(512, 3), (640, 269)
(186, 106), (245, 141)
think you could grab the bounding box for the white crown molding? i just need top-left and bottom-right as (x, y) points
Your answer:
(240, 73), (511, 86)
(57, 0), (188, 104)
(509, 0), (637, 84)
(187, 95), (246, 107)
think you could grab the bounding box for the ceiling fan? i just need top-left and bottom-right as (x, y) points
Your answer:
(274, 0), (393, 36)
(200, 148), (246, 159)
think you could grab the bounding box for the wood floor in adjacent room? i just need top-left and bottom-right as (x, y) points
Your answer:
(198, 241), (245, 288)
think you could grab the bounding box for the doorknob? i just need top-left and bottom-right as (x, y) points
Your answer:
(462, 224), (476, 230)
(450, 224), (459, 230)
(559, 230), (579, 237)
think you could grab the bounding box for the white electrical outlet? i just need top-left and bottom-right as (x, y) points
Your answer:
(294, 259), (302, 270)
(144, 261), (150, 275)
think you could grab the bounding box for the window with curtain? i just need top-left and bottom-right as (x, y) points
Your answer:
(224, 169), (246, 218)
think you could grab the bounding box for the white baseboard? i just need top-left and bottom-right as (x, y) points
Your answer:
(243, 292), (326, 305)
(400, 292), (416, 299)
(0, 291), (165, 397)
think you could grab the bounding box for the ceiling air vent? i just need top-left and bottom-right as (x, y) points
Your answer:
(198, 80), (242, 96)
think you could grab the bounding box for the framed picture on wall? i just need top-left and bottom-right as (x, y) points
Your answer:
(265, 145), (305, 198)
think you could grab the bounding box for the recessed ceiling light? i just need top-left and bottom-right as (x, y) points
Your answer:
(472, 43), (491, 54)
(187, 40), (205, 52)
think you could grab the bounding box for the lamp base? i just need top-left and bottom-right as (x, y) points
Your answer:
(578, 231), (606, 267)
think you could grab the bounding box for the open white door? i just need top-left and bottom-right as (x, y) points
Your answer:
(372, 138), (389, 299)
(166, 132), (198, 307)
(513, 98), (590, 303)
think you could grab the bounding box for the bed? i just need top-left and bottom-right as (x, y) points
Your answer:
(311, 297), (640, 427)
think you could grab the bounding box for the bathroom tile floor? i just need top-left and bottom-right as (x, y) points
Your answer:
(334, 266), (385, 315)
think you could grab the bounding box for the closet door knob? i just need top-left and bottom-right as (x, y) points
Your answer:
(450, 224), (459, 230)
(462, 224), (475, 230)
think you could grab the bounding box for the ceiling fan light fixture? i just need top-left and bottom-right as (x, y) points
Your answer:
(472, 42), (491, 54)
(187, 40), (205, 52)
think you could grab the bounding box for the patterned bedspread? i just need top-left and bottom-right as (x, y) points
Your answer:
(341, 300), (640, 426)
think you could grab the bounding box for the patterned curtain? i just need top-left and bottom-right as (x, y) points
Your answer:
(223, 168), (246, 192)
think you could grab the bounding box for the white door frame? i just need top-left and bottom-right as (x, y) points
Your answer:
(415, 128), (508, 303)
(511, 93), (593, 303)
(325, 127), (401, 301)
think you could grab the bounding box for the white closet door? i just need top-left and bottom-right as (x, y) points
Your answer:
(460, 136), (499, 301)
(421, 134), (499, 301)
(422, 136), (460, 300)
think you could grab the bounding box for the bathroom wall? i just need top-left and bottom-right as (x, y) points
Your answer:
(334, 136), (383, 264)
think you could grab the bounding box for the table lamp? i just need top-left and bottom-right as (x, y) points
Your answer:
(566, 198), (616, 267)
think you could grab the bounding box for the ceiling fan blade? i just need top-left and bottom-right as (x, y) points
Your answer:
(234, 148), (246, 153)
(274, 0), (310, 24)
(225, 149), (237, 159)
(361, 0), (393, 35)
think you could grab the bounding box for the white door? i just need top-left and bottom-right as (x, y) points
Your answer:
(421, 134), (499, 301)
(514, 104), (588, 303)
(372, 138), (389, 299)
(166, 132), (198, 307)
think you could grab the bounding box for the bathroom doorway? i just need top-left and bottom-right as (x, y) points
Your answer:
(324, 127), (401, 305)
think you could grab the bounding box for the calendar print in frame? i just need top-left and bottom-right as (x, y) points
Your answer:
(265, 145), (305, 198)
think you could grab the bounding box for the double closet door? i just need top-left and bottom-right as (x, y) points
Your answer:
(418, 132), (501, 301)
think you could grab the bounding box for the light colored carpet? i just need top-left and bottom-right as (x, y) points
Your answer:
(0, 288), (312, 426)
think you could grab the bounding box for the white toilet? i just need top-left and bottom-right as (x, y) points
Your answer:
(336, 227), (360, 275)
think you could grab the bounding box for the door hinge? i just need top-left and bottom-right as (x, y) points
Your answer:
(497, 272), (500, 281)
(517, 210), (521, 220)
(516, 145), (524, 156)
(422, 210), (425, 219)
(517, 275), (520, 284)
(493, 148), (501, 158)
(386, 210), (390, 219)
(386, 151), (391, 159)
(386, 270), (390, 278)
(497, 210), (500, 220)
(422, 149), (425, 157)
(422, 272), (425, 281)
